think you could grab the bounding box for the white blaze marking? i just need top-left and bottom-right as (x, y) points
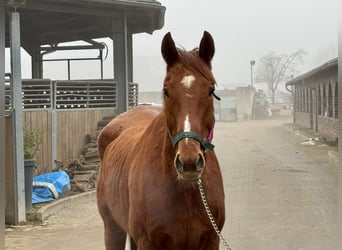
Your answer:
(184, 115), (191, 144)
(184, 115), (191, 132)
(181, 75), (196, 89)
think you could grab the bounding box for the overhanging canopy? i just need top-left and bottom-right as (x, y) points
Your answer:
(5, 0), (165, 52)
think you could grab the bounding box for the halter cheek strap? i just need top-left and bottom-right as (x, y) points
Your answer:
(171, 131), (215, 150)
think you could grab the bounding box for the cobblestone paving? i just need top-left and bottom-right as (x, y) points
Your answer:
(217, 118), (337, 250)
(5, 195), (104, 250)
(5, 118), (337, 250)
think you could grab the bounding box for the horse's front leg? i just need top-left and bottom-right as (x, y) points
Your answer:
(200, 236), (220, 250)
(102, 218), (127, 250)
(134, 233), (174, 250)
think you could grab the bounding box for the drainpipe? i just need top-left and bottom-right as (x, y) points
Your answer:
(285, 82), (295, 124)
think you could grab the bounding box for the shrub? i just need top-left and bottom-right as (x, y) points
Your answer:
(24, 126), (43, 160)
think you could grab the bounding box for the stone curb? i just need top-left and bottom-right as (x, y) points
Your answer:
(32, 190), (96, 221)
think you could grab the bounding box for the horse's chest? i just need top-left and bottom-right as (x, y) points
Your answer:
(144, 215), (213, 249)
(131, 185), (216, 247)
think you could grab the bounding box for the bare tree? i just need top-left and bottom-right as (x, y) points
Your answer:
(255, 49), (306, 104)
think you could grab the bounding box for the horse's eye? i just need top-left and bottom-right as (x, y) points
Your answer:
(209, 87), (221, 101)
(163, 87), (169, 97)
(209, 87), (215, 97)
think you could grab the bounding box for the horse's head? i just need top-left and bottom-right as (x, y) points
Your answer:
(161, 31), (217, 182)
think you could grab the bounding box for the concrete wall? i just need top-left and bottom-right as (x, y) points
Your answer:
(236, 86), (256, 121)
(138, 91), (163, 105)
(139, 87), (256, 122)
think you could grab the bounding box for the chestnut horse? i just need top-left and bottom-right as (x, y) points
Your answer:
(97, 31), (225, 250)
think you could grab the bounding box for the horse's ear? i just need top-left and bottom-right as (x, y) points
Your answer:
(199, 31), (215, 66)
(161, 32), (179, 67)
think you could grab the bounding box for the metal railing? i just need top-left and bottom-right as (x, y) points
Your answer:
(4, 78), (138, 110)
(55, 80), (116, 109)
(129, 83), (139, 107)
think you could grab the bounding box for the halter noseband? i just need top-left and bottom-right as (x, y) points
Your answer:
(170, 130), (215, 150)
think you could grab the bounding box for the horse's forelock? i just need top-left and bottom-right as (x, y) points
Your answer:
(176, 48), (215, 83)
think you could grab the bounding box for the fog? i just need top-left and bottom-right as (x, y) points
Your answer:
(133, 0), (338, 91)
(3, 1), (339, 249)
(5, 0), (338, 92)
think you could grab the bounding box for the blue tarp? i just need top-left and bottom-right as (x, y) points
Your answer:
(32, 171), (70, 204)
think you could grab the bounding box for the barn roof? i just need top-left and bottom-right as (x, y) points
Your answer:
(5, 0), (165, 50)
(286, 57), (338, 86)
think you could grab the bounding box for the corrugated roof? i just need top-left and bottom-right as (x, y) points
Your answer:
(286, 57), (338, 85)
(111, 0), (162, 5)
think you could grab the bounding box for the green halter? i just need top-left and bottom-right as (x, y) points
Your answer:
(171, 131), (215, 150)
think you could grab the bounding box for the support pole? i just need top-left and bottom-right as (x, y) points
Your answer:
(127, 32), (133, 83)
(113, 11), (128, 113)
(1, 0), (6, 246)
(338, 23), (342, 249)
(31, 48), (43, 78)
(10, 10), (26, 223)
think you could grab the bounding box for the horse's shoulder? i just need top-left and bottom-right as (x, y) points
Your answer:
(97, 105), (162, 160)
(97, 121), (123, 160)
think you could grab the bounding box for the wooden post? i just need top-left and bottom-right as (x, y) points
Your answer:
(113, 11), (128, 113)
(10, 10), (26, 223)
(1, 0), (6, 246)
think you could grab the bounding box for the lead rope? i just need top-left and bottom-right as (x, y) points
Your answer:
(197, 179), (232, 250)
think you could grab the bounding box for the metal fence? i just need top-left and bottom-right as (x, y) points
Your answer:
(5, 79), (138, 110)
(54, 80), (116, 109)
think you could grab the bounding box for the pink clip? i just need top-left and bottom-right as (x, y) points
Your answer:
(208, 128), (214, 142)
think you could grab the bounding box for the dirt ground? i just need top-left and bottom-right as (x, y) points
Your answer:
(5, 117), (337, 250)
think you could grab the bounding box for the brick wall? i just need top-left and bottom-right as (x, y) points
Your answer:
(317, 116), (338, 140)
(294, 112), (311, 128)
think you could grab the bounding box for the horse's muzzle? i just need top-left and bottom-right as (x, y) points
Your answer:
(174, 152), (205, 182)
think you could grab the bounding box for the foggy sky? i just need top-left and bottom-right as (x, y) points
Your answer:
(5, 0), (339, 92)
(134, 0), (338, 91)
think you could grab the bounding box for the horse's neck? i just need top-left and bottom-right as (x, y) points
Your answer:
(144, 111), (175, 176)
(143, 112), (203, 191)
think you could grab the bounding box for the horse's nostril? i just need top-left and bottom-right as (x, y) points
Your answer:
(174, 154), (184, 172)
(174, 152), (205, 174)
(196, 153), (205, 171)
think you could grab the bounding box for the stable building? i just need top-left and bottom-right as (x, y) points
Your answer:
(286, 58), (338, 142)
(4, 0), (165, 224)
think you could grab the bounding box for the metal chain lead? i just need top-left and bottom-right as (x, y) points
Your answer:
(197, 179), (232, 250)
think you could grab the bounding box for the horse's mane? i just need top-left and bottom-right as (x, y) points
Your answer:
(177, 48), (216, 83)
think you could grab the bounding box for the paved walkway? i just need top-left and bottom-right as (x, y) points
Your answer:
(5, 118), (337, 250)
